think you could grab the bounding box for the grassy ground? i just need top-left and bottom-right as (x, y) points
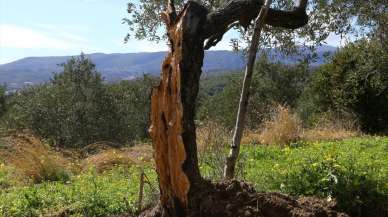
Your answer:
(1, 136), (387, 216)
(200, 136), (388, 215)
(0, 166), (157, 217)
(242, 137), (387, 212)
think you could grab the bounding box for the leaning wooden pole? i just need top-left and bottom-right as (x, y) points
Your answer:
(224, 0), (273, 180)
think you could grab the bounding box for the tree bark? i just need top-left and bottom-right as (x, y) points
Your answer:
(203, 0), (308, 49)
(224, 0), (272, 180)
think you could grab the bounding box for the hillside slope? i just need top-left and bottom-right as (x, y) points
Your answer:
(0, 46), (336, 90)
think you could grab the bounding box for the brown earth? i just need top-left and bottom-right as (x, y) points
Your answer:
(138, 180), (348, 217)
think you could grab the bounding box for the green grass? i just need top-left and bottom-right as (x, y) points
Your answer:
(1, 137), (387, 216)
(241, 137), (388, 214)
(0, 166), (157, 217)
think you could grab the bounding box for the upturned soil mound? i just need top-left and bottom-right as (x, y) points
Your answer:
(139, 180), (348, 217)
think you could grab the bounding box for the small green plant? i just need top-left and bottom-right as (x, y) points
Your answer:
(0, 163), (12, 189)
(197, 122), (230, 181)
(38, 156), (71, 183)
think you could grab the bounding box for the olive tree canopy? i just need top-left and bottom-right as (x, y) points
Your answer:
(124, 0), (387, 52)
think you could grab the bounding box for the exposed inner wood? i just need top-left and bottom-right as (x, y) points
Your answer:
(149, 2), (207, 215)
(149, 10), (190, 209)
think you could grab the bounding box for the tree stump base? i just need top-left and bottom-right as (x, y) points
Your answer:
(139, 180), (348, 217)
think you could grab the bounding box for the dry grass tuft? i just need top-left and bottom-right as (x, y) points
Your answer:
(82, 145), (153, 172)
(302, 128), (359, 141)
(258, 105), (301, 146)
(241, 129), (261, 145)
(81, 141), (121, 157)
(197, 121), (230, 153)
(196, 121), (231, 179)
(242, 107), (361, 145)
(302, 112), (361, 141)
(0, 133), (73, 183)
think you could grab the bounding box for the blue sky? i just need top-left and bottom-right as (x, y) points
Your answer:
(0, 0), (343, 64)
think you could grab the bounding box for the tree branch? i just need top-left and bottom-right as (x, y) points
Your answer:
(161, 0), (177, 26)
(203, 0), (308, 49)
(266, 0), (308, 29)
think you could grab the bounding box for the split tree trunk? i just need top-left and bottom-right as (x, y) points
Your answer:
(147, 1), (310, 216)
(148, 2), (208, 216)
(224, 0), (272, 180)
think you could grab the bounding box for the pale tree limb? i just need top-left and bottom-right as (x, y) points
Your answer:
(223, 0), (273, 180)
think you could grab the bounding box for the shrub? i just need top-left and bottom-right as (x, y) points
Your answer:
(3, 55), (155, 148)
(3, 55), (108, 148)
(198, 55), (309, 129)
(258, 105), (301, 146)
(105, 76), (155, 144)
(0, 85), (5, 118)
(301, 111), (361, 141)
(197, 121), (249, 180)
(197, 122), (230, 180)
(301, 39), (388, 133)
(0, 163), (17, 189)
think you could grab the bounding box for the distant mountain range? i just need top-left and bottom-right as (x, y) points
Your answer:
(0, 46), (336, 90)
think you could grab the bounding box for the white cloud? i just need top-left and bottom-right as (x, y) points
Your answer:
(0, 24), (87, 50)
(33, 23), (89, 42)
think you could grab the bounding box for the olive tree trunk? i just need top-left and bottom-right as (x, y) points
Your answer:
(147, 0), (309, 216)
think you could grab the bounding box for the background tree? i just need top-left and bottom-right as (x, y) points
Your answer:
(3, 55), (154, 148)
(301, 39), (388, 133)
(0, 86), (6, 118)
(106, 76), (156, 143)
(199, 55), (309, 129)
(124, 0), (387, 56)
